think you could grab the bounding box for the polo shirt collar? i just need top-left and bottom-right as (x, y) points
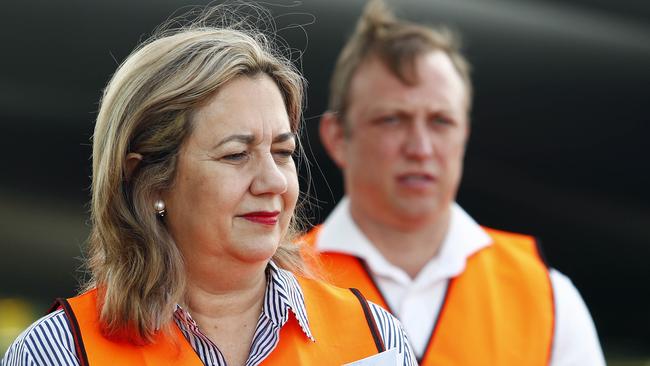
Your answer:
(315, 197), (492, 286)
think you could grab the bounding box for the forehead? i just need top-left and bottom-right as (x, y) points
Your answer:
(347, 51), (468, 116)
(191, 74), (292, 139)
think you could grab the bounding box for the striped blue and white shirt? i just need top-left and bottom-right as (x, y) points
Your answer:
(2, 262), (416, 366)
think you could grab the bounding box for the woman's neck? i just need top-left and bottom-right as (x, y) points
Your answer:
(183, 258), (268, 366)
(183, 258), (268, 318)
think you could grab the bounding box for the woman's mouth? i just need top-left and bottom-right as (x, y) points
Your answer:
(238, 211), (280, 225)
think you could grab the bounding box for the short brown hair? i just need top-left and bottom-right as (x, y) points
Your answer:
(328, 0), (472, 119)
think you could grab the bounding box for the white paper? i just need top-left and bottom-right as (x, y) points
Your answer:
(343, 348), (402, 366)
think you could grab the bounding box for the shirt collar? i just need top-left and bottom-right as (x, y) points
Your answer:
(265, 261), (315, 342)
(315, 197), (492, 286)
(173, 261), (315, 342)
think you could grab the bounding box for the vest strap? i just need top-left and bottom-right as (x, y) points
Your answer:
(50, 298), (90, 366)
(350, 288), (385, 353)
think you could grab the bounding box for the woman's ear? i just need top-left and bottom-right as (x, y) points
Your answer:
(125, 153), (143, 180)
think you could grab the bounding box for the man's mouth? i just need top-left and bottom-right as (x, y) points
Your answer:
(396, 173), (436, 189)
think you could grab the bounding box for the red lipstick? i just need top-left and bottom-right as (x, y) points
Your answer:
(239, 211), (280, 225)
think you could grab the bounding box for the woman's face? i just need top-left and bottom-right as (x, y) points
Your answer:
(163, 74), (299, 267)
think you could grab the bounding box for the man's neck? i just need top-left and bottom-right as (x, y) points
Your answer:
(350, 207), (451, 279)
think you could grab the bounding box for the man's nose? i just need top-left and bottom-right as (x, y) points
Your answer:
(403, 120), (434, 160)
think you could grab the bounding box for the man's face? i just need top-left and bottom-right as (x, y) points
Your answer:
(336, 51), (469, 229)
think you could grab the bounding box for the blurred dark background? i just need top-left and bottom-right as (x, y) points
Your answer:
(0, 0), (648, 362)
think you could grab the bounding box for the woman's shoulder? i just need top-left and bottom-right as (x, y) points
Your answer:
(365, 301), (418, 366)
(1, 309), (79, 366)
(283, 268), (417, 366)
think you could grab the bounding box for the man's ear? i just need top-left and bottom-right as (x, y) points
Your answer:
(124, 152), (143, 180)
(462, 116), (472, 149)
(319, 111), (347, 169)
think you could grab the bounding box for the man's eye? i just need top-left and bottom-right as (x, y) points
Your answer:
(382, 115), (400, 124)
(432, 116), (453, 125)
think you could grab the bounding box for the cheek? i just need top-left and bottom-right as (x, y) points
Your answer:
(182, 168), (242, 216)
(167, 163), (201, 209)
(351, 134), (401, 163)
(284, 168), (299, 210)
(437, 133), (467, 168)
(189, 170), (219, 200)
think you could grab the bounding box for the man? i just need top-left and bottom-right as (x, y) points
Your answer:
(304, 1), (606, 365)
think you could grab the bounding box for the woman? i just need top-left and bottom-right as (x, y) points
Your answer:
(1, 5), (415, 366)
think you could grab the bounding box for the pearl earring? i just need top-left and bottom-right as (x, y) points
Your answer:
(154, 200), (166, 217)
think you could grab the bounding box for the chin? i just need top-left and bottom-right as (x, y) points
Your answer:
(395, 200), (444, 221)
(235, 241), (279, 264)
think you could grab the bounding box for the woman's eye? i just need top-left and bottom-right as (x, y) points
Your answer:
(222, 151), (249, 161)
(273, 149), (295, 162)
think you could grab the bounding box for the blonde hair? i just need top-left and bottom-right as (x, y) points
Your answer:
(85, 6), (307, 343)
(329, 0), (472, 123)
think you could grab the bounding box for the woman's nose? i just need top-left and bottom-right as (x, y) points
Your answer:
(250, 154), (288, 196)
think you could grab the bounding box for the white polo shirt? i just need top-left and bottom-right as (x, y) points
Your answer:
(314, 197), (606, 366)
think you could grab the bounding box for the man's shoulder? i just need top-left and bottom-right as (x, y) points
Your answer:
(478, 225), (547, 264)
(480, 225), (537, 243)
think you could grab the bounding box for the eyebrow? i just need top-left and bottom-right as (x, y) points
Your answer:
(214, 132), (296, 149)
(273, 132), (296, 144)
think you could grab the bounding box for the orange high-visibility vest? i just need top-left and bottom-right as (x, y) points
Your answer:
(302, 225), (555, 366)
(51, 276), (385, 366)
